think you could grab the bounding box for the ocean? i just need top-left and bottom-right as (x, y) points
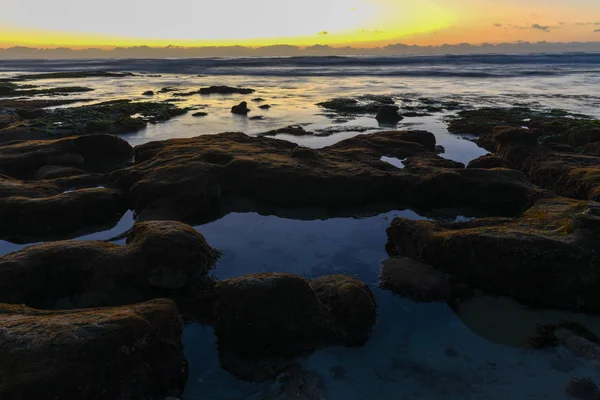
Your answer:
(1, 53), (600, 399)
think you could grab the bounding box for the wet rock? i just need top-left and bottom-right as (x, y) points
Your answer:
(264, 367), (328, 400)
(143, 90), (155, 96)
(34, 165), (88, 180)
(192, 112), (208, 117)
(252, 97), (265, 102)
(250, 115), (264, 120)
(0, 134), (133, 179)
(0, 220), (219, 310)
(214, 273), (330, 381)
(317, 96), (395, 116)
(262, 125), (312, 136)
(379, 257), (456, 302)
(15, 100), (187, 137)
(496, 127), (600, 201)
(214, 273), (376, 381)
(310, 275), (377, 346)
(0, 299), (187, 400)
(386, 197), (600, 311)
(0, 184), (128, 243)
(466, 154), (508, 169)
(15, 108), (47, 119)
(376, 105), (403, 125)
(259, 104), (272, 109)
(111, 130), (544, 222)
(231, 101), (250, 115)
(199, 86), (254, 95)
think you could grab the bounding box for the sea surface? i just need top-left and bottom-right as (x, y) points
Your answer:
(2, 53), (600, 399)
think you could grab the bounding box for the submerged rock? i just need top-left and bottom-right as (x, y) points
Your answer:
(379, 257), (456, 303)
(264, 367), (328, 400)
(213, 272), (376, 381)
(231, 101), (250, 115)
(376, 105), (403, 125)
(111, 130), (543, 222)
(386, 197), (600, 311)
(0, 220), (219, 311)
(0, 299), (187, 400)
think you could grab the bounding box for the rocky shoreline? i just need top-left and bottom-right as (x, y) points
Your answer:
(1, 82), (600, 398)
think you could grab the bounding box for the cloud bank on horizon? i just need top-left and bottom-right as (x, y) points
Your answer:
(1, 0), (600, 49)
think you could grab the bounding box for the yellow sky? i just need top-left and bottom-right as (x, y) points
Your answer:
(1, 0), (600, 48)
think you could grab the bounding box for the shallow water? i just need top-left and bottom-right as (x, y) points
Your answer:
(2, 55), (600, 398)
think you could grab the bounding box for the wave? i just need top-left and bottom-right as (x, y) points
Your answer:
(1, 53), (600, 78)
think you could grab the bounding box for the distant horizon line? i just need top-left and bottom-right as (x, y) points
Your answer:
(1, 41), (600, 59)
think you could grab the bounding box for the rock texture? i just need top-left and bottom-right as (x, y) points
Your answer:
(386, 197), (600, 310)
(213, 273), (377, 381)
(110, 130), (544, 222)
(0, 220), (219, 311)
(0, 299), (187, 400)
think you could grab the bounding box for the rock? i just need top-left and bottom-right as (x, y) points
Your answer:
(310, 275), (377, 346)
(8, 100), (187, 138)
(143, 90), (155, 96)
(259, 104), (272, 109)
(466, 154), (508, 169)
(0, 299), (188, 400)
(214, 273), (330, 381)
(386, 197), (600, 311)
(110, 131), (544, 222)
(199, 86), (254, 95)
(0, 134), (132, 179)
(34, 165), (88, 180)
(0, 220), (219, 311)
(213, 273), (376, 381)
(379, 257), (456, 302)
(317, 96), (394, 115)
(264, 367), (328, 400)
(0, 184), (128, 243)
(231, 101), (250, 115)
(250, 116), (264, 120)
(566, 378), (600, 400)
(262, 125), (312, 136)
(192, 112), (207, 117)
(15, 108), (46, 119)
(376, 105), (403, 125)
(496, 128), (600, 201)
(252, 97), (265, 102)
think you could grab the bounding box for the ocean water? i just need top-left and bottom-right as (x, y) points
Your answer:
(2, 54), (600, 399)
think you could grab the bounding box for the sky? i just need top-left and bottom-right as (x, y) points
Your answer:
(1, 0), (600, 49)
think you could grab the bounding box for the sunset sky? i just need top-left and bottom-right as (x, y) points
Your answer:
(1, 0), (600, 49)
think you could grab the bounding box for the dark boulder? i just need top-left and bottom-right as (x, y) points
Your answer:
(310, 275), (377, 346)
(200, 86), (254, 95)
(231, 101), (250, 115)
(0, 299), (187, 400)
(259, 104), (272, 109)
(143, 90), (155, 96)
(213, 273), (376, 381)
(376, 105), (403, 125)
(262, 125), (312, 136)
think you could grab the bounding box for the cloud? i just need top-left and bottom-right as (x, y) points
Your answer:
(530, 24), (550, 32)
(318, 30), (328, 36)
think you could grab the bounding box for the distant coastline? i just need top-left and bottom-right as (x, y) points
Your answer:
(1, 41), (600, 59)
